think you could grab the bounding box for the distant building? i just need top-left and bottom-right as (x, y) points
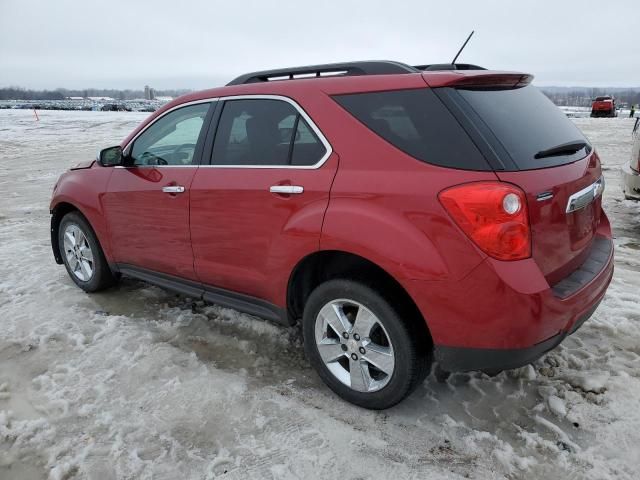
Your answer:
(154, 96), (173, 102)
(144, 85), (156, 100)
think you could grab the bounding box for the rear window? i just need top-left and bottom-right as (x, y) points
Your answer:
(333, 89), (490, 170)
(456, 85), (589, 170)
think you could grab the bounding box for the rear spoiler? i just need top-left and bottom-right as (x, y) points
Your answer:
(423, 71), (534, 89)
(415, 63), (486, 71)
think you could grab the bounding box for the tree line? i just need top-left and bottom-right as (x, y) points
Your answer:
(0, 87), (191, 101)
(2, 85), (640, 107)
(539, 87), (640, 107)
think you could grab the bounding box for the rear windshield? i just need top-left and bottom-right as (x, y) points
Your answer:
(456, 85), (589, 170)
(595, 96), (611, 101)
(333, 88), (491, 170)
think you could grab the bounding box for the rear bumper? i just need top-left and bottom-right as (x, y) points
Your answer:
(622, 164), (640, 199)
(434, 298), (602, 372)
(406, 221), (614, 372)
(591, 109), (616, 117)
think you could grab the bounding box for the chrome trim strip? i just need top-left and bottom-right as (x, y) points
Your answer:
(270, 185), (304, 194)
(121, 94), (333, 170)
(162, 185), (185, 193)
(566, 177), (604, 213)
(114, 165), (197, 169)
(536, 191), (554, 202)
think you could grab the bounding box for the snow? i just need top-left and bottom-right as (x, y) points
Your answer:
(547, 395), (567, 418)
(0, 109), (639, 479)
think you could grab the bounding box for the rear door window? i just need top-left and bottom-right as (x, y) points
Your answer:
(456, 85), (589, 170)
(333, 88), (490, 170)
(211, 98), (327, 167)
(291, 116), (327, 166)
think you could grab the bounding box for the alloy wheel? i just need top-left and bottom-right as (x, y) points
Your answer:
(314, 299), (395, 393)
(63, 223), (94, 282)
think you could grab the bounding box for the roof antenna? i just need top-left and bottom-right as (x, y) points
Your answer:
(451, 30), (475, 65)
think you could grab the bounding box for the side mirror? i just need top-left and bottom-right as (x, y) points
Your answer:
(98, 145), (123, 166)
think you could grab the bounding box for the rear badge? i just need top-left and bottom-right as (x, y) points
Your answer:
(566, 177), (605, 213)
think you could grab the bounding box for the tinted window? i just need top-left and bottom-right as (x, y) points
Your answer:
(130, 103), (210, 166)
(212, 99), (326, 166)
(457, 85), (589, 170)
(291, 117), (326, 166)
(333, 88), (489, 170)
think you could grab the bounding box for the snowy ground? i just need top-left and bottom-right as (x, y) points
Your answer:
(0, 110), (639, 480)
(559, 106), (639, 118)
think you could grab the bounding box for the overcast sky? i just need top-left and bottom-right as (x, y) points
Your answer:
(1, 0), (638, 90)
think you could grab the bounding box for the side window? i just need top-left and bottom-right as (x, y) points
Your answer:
(291, 116), (327, 166)
(130, 103), (210, 166)
(211, 99), (326, 167)
(333, 89), (489, 170)
(372, 104), (420, 141)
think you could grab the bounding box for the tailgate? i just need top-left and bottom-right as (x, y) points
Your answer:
(438, 81), (605, 286)
(496, 152), (603, 285)
(593, 102), (611, 110)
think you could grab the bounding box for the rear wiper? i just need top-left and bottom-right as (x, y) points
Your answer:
(534, 141), (590, 159)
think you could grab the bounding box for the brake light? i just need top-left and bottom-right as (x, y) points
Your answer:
(424, 72), (534, 89)
(439, 182), (531, 261)
(453, 73), (533, 89)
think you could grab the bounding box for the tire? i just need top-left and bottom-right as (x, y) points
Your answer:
(58, 211), (117, 292)
(302, 279), (430, 409)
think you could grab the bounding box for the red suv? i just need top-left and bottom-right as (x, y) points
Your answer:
(590, 95), (617, 117)
(50, 61), (614, 409)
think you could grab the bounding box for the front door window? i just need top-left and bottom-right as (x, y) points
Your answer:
(130, 103), (210, 166)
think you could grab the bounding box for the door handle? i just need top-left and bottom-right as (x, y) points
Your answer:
(162, 185), (185, 194)
(269, 185), (304, 194)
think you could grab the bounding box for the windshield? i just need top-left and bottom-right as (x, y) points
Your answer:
(457, 85), (589, 170)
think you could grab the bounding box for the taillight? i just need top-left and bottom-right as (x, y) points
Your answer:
(439, 182), (531, 261)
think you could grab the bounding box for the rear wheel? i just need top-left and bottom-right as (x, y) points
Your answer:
(303, 279), (429, 409)
(58, 212), (116, 292)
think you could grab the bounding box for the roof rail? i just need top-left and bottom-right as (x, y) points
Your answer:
(226, 61), (419, 86)
(415, 63), (486, 71)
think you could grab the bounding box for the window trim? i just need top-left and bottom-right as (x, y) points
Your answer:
(120, 99), (217, 168)
(205, 94), (332, 169)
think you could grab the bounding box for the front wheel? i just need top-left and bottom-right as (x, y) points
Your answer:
(58, 211), (117, 292)
(303, 279), (430, 409)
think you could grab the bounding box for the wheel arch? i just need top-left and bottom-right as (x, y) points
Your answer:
(51, 202), (82, 264)
(50, 202), (108, 266)
(287, 250), (432, 345)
